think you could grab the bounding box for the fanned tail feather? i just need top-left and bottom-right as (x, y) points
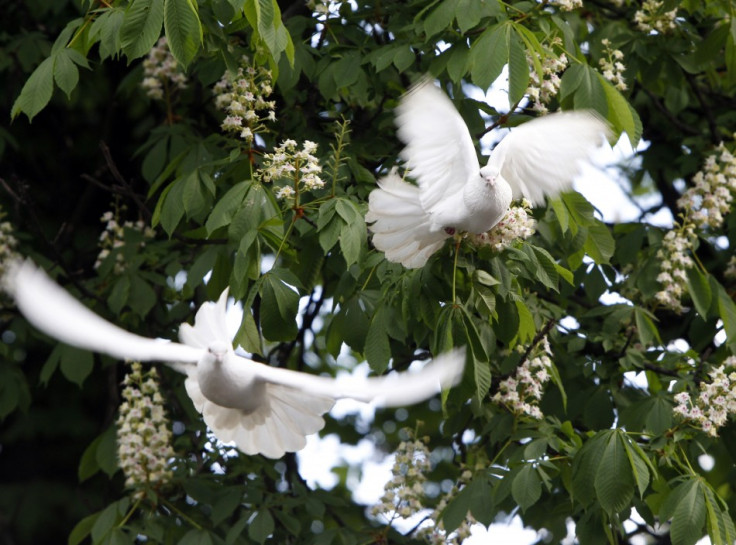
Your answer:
(365, 171), (449, 268)
(186, 377), (334, 458)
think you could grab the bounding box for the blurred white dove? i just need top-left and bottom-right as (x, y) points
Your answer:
(4, 259), (465, 459)
(365, 79), (610, 268)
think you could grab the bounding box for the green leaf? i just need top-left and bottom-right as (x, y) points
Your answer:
(424, 0), (459, 38)
(473, 356), (491, 402)
(584, 221), (615, 264)
(164, 0), (202, 68)
(11, 56), (54, 121)
(53, 49), (80, 99)
(549, 198), (570, 233)
(244, 0), (293, 65)
(507, 28), (529, 107)
(365, 305), (391, 374)
(599, 74), (642, 148)
(211, 489), (243, 526)
(634, 307), (661, 346)
(120, 0), (164, 60)
(470, 24), (508, 90)
(248, 509), (275, 545)
(108, 275), (131, 314)
(68, 512), (100, 545)
(512, 464), (542, 512)
(686, 267), (712, 318)
(595, 431), (635, 514)
(339, 215), (366, 267)
(559, 63), (607, 116)
(59, 345), (94, 387)
(180, 529), (214, 545)
(572, 431), (609, 506)
(205, 181), (251, 235)
(234, 311), (261, 354)
(259, 271), (300, 341)
(670, 480), (706, 545)
(441, 482), (472, 533)
(514, 300), (535, 345)
(717, 284), (736, 352)
(622, 437), (650, 498)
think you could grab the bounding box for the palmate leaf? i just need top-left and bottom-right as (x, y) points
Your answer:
(164, 0), (202, 68)
(669, 480), (706, 545)
(120, 0), (164, 60)
(594, 431), (635, 514)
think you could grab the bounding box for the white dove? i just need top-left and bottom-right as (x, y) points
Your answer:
(365, 79), (611, 268)
(4, 259), (465, 459)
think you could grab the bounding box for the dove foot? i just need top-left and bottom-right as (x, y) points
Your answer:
(444, 227), (456, 235)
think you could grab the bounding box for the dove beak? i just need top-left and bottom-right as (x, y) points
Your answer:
(484, 175), (496, 187)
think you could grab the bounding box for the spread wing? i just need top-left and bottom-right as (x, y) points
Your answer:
(487, 110), (611, 206)
(4, 259), (203, 366)
(396, 79), (480, 212)
(247, 348), (466, 408)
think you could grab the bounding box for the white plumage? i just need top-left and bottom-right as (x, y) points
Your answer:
(366, 79), (611, 268)
(5, 260), (465, 459)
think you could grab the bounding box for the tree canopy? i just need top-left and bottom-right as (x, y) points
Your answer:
(3, 0), (736, 544)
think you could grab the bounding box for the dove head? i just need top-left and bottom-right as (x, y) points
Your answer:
(479, 165), (500, 187)
(206, 341), (230, 363)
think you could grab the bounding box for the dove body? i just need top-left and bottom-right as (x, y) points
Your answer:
(366, 79), (610, 268)
(197, 347), (266, 413)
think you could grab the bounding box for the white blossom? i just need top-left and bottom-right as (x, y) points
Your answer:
(260, 140), (324, 200)
(491, 337), (553, 419)
(599, 39), (628, 91)
(525, 41), (568, 114)
(213, 55), (275, 143)
(94, 206), (155, 273)
(468, 199), (536, 251)
(117, 362), (175, 498)
(634, 0), (678, 34)
(140, 37), (187, 100)
(673, 359), (736, 437)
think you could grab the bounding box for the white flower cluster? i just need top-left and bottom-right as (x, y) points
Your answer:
(0, 212), (19, 282)
(117, 362), (175, 498)
(550, 0), (582, 11)
(371, 429), (476, 544)
(95, 209), (155, 273)
(468, 200), (536, 251)
(371, 429), (431, 522)
(599, 39), (628, 91)
(213, 56), (276, 144)
(655, 141), (736, 312)
(141, 37), (188, 100)
(492, 337), (553, 419)
(673, 360), (736, 437)
(634, 0), (678, 34)
(654, 225), (696, 313)
(260, 140), (324, 200)
(677, 143), (736, 230)
(418, 469), (477, 545)
(525, 45), (567, 114)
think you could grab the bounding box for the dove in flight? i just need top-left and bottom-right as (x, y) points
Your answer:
(4, 259), (465, 459)
(365, 79), (611, 268)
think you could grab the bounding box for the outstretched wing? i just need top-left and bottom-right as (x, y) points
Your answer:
(487, 110), (611, 206)
(178, 288), (232, 349)
(396, 79), (480, 212)
(4, 259), (203, 366)
(246, 348), (466, 407)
